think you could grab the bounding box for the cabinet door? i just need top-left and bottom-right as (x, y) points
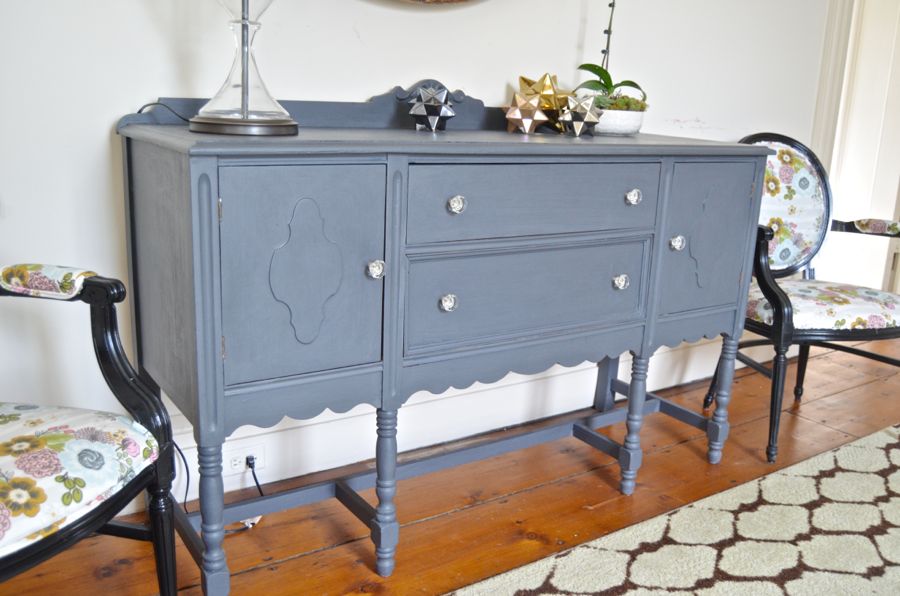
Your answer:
(219, 165), (386, 385)
(659, 161), (757, 315)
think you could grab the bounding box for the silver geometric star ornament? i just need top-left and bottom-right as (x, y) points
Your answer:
(559, 95), (602, 137)
(409, 86), (457, 132)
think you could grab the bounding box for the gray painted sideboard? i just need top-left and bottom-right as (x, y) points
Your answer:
(118, 86), (767, 594)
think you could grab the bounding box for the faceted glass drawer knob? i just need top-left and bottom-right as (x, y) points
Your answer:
(447, 195), (467, 215)
(669, 235), (687, 251)
(612, 274), (630, 290)
(624, 189), (643, 206)
(366, 260), (386, 280)
(439, 293), (459, 312)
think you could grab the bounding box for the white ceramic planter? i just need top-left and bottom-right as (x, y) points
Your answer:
(595, 109), (644, 136)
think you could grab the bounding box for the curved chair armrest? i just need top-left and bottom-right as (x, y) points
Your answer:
(831, 219), (900, 238)
(79, 277), (173, 454)
(753, 226), (794, 342)
(0, 263), (97, 300)
(1, 268), (172, 470)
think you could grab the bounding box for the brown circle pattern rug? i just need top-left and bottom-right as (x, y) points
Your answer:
(453, 426), (900, 595)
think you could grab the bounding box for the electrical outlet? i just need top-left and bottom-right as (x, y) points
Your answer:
(224, 444), (266, 475)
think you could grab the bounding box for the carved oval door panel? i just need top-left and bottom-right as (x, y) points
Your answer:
(219, 165), (386, 385)
(659, 161), (758, 315)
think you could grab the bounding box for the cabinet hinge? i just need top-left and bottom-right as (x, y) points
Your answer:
(220, 336), (226, 360)
(217, 197), (223, 222)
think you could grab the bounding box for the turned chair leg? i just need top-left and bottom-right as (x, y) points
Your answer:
(794, 344), (810, 402)
(148, 480), (177, 595)
(767, 344), (790, 463)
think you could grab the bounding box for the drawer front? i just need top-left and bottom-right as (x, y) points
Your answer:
(406, 163), (660, 244)
(220, 164), (386, 385)
(659, 161), (758, 315)
(405, 240), (647, 353)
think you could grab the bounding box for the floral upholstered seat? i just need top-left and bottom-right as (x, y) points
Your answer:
(0, 402), (158, 559)
(747, 279), (900, 330)
(702, 133), (900, 466)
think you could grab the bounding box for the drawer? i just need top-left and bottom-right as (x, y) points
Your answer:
(406, 163), (660, 244)
(219, 164), (386, 385)
(659, 161), (758, 315)
(405, 240), (647, 353)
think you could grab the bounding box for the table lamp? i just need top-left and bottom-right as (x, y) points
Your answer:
(190, 0), (298, 135)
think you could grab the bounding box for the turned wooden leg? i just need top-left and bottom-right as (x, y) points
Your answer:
(794, 344), (810, 402)
(620, 355), (649, 495)
(707, 335), (738, 464)
(593, 357), (620, 412)
(767, 345), (790, 463)
(148, 476), (177, 596)
(198, 443), (230, 595)
(373, 409), (399, 576)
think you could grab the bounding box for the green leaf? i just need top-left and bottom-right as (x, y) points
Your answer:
(54, 475), (66, 483)
(72, 488), (83, 503)
(576, 80), (606, 93)
(74, 477), (85, 488)
(142, 447), (151, 459)
(611, 81), (647, 101)
(44, 433), (73, 452)
(64, 478), (75, 489)
(62, 492), (72, 506)
(577, 63), (613, 89)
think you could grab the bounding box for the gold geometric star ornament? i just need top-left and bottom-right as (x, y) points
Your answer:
(518, 73), (572, 131)
(505, 93), (550, 134)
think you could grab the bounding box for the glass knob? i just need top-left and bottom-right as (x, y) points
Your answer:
(669, 235), (687, 251)
(447, 195), (467, 215)
(366, 260), (385, 280)
(624, 189), (643, 206)
(439, 293), (459, 312)
(612, 274), (630, 290)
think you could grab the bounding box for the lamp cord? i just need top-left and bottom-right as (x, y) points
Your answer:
(172, 442), (265, 534)
(173, 441), (190, 515)
(137, 101), (190, 122)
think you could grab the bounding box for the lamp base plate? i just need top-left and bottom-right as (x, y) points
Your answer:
(189, 116), (298, 136)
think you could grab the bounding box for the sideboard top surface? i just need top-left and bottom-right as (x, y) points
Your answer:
(120, 123), (770, 159)
(117, 86), (770, 158)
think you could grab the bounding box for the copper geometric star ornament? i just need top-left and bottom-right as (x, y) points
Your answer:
(408, 86), (457, 132)
(559, 95), (602, 137)
(505, 93), (550, 134)
(518, 73), (571, 131)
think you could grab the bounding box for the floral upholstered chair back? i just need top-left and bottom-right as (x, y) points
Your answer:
(742, 133), (831, 276)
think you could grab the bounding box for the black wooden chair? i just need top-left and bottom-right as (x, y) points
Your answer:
(0, 264), (176, 593)
(704, 133), (900, 463)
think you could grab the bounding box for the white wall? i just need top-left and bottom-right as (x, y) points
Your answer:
(0, 0), (829, 505)
(818, 0), (900, 290)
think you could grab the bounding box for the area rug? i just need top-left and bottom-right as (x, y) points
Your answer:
(453, 425), (900, 595)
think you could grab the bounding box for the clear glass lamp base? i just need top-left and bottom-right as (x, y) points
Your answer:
(190, 6), (297, 136)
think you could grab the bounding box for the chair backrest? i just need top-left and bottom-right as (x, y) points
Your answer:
(740, 133), (832, 277)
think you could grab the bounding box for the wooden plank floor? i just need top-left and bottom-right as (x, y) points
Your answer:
(4, 340), (899, 595)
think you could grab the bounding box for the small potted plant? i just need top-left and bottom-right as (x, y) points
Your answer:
(577, 64), (647, 135)
(576, 1), (648, 135)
